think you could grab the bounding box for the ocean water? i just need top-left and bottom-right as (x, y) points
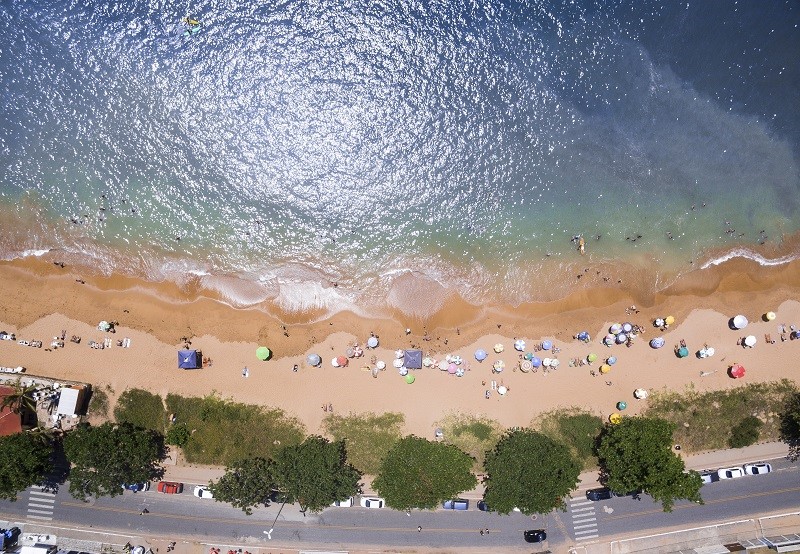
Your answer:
(1, 0), (799, 317)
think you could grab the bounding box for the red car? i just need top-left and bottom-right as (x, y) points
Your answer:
(157, 481), (184, 494)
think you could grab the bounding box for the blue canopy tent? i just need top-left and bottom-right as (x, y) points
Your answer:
(404, 349), (423, 369)
(178, 349), (201, 370)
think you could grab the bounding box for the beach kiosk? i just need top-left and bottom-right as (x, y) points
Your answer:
(178, 349), (201, 370)
(56, 385), (87, 416)
(404, 349), (423, 370)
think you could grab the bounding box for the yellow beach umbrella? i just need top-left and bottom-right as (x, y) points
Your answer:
(665, 315), (675, 326)
(599, 364), (611, 374)
(765, 311), (776, 321)
(609, 413), (622, 424)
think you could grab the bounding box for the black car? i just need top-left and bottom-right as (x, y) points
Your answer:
(523, 529), (546, 543)
(477, 500), (490, 512)
(586, 487), (613, 501)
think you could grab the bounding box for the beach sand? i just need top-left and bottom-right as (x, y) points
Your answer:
(1, 256), (799, 441)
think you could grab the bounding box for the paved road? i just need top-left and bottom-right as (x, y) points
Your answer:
(0, 452), (796, 551)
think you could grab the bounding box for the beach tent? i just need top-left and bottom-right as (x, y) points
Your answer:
(404, 349), (423, 369)
(178, 349), (201, 369)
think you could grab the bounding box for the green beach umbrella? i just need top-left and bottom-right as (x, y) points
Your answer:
(617, 401), (627, 410)
(405, 374), (415, 384)
(256, 346), (271, 361)
(676, 347), (689, 358)
(587, 353), (598, 363)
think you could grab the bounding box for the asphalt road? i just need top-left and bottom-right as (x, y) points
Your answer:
(0, 459), (797, 551)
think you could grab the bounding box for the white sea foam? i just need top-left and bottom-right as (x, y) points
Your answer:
(20, 249), (50, 257)
(701, 248), (800, 269)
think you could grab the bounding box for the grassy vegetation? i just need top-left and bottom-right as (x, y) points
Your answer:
(322, 412), (405, 475)
(534, 408), (604, 470)
(644, 379), (797, 452)
(165, 393), (305, 466)
(113, 388), (167, 432)
(436, 413), (504, 470)
(88, 385), (111, 419)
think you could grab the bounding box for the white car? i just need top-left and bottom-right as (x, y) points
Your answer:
(359, 497), (385, 509)
(193, 486), (214, 499)
(743, 463), (772, 475)
(331, 497), (353, 507)
(717, 467), (745, 480)
(700, 472), (719, 485)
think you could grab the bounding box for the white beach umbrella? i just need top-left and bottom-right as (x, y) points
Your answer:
(744, 335), (757, 347)
(733, 315), (749, 329)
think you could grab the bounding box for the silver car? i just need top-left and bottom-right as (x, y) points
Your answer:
(743, 463), (772, 475)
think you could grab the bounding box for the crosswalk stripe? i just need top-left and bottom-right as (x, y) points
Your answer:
(576, 534), (599, 541)
(28, 495), (55, 501)
(27, 515), (52, 521)
(571, 506), (595, 513)
(28, 503), (55, 509)
(573, 517), (597, 524)
(27, 508), (54, 515)
(29, 491), (56, 498)
(570, 499), (594, 506)
(575, 528), (599, 535)
(573, 523), (598, 529)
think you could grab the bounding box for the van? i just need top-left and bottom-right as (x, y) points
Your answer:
(443, 498), (469, 510)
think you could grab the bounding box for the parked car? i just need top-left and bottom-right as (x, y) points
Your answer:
(122, 482), (149, 492)
(477, 500), (490, 512)
(331, 497), (353, 507)
(193, 486), (214, 499)
(443, 498), (469, 510)
(359, 497), (385, 509)
(0, 527), (21, 550)
(717, 467), (745, 480)
(743, 463), (772, 475)
(613, 489), (642, 498)
(268, 489), (289, 503)
(157, 481), (184, 494)
(700, 471), (720, 484)
(523, 529), (547, 543)
(586, 488), (613, 501)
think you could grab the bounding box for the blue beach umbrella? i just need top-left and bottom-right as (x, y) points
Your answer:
(474, 349), (488, 361)
(307, 353), (321, 367)
(650, 337), (665, 349)
(577, 331), (590, 342)
(606, 356), (617, 365)
(531, 357), (542, 368)
(541, 340), (553, 351)
(367, 336), (379, 348)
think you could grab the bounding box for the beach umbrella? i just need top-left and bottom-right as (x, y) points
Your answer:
(617, 401), (627, 410)
(393, 358), (404, 368)
(622, 323), (633, 333)
(609, 413), (622, 424)
(609, 323), (622, 335)
(376, 360), (386, 370)
(395, 349), (405, 358)
(367, 336), (379, 348)
(456, 368), (465, 377)
(600, 364), (611, 374)
(438, 360), (449, 370)
(793, 331), (800, 340)
(531, 356), (542, 368)
(587, 353), (598, 363)
(744, 335), (757, 347)
(654, 318), (664, 328)
(524, 352), (534, 361)
(422, 356), (434, 367)
(765, 311), (776, 321)
(650, 337), (665, 349)
(336, 356), (349, 367)
(634, 388), (649, 399)
(399, 367), (408, 376)
(475, 349), (488, 361)
(705, 347), (715, 357)
(405, 374), (415, 384)
(732, 315), (748, 329)
(577, 331), (590, 342)
(452, 355), (463, 365)
(346, 347), (355, 358)
(520, 360), (532, 372)
(616, 333), (627, 344)
(676, 347), (689, 358)
(492, 360), (505, 372)
(98, 320), (111, 331)
(256, 346), (271, 361)
(729, 364), (746, 379)
(306, 353), (321, 367)
(542, 340), (553, 351)
(542, 358), (552, 367)
(497, 385), (507, 395)
(550, 359), (560, 368)
(448, 363), (458, 374)
(494, 343), (504, 353)
(607, 356), (617, 365)
(603, 334), (615, 346)
(331, 357), (340, 367)
(665, 316), (675, 326)
(514, 339), (526, 351)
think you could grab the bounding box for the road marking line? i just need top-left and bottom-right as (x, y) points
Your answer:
(575, 528), (599, 535)
(28, 502), (56, 509)
(572, 517), (597, 524)
(28, 495), (55, 501)
(29, 491), (56, 498)
(571, 506), (596, 513)
(570, 500), (594, 506)
(573, 523), (598, 529)
(27, 515), (53, 521)
(576, 534), (599, 541)
(28, 508), (55, 515)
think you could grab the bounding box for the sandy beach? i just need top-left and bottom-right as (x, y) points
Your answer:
(1, 255), (799, 440)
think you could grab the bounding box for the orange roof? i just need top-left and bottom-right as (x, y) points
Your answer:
(0, 385), (23, 436)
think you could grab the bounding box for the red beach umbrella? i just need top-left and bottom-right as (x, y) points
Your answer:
(728, 364), (745, 379)
(336, 356), (349, 367)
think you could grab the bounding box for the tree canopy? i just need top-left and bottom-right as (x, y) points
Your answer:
(0, 432), (53, 501)
(372, 435), (477, 511)
(596, 416), (702, 512)
(482, 429), (580, 515)
(780, 392), (800, 461)
(63, 422), (165, 500)
(210, 457), (275, 515)
(272, 435), (361, 513)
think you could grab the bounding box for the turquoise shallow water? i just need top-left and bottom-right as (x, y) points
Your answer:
(1, 1), (799, 316)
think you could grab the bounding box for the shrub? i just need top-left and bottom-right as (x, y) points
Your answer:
(437, 413), (504, 470)
(113, 389), (167, 432)
(535, 408), (603, 470)
(728, 416), (763, 449)
(165, 423), (191, 447)
(323, 412), (405, 475)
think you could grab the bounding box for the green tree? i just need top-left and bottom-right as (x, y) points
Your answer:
(0, 432), (53, 501)
(483, 429), (580, 515)
(272, 436), (362, 513)
(780, 392), (800, 461)
(209, 457), (275, 515)
(165, 423), (190, 447)
(596, 416), (702, 512)
(1, 381), (37, 415)
(728, 416), (762, 448)
(373, 435), (477, 511)
(63, 422), (165, 500)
